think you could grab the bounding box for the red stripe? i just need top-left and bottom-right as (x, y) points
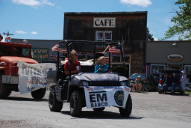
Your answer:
(109, 47), (120, 53)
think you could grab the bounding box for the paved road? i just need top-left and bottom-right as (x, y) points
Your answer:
(0, 92), (191, 128)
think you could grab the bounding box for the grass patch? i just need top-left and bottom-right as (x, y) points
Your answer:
(185, 90), (191, 95)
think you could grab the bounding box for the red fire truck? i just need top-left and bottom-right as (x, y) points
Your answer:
(0, 41), (46, 99)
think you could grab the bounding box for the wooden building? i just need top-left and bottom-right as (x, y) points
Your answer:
(64, 12), (147, 75)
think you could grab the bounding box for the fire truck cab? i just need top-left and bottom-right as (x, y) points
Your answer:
(0, 41), (46, 100)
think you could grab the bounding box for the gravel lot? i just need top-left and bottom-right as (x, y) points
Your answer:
(0, 91), (191, 128)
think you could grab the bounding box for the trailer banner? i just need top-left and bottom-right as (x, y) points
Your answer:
(84, 86), (130, 108)
(17, 61), (56, 93)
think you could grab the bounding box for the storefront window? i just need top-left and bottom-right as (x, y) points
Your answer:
(96, 31), (104, 41)
(105, 31), (112, 41)
(151, 64), (166, 75)
(95, 31), (112, 41)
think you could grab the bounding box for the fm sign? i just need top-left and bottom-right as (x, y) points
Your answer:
(93, 17), (116, 28)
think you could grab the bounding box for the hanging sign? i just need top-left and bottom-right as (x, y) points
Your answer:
(17, 62), (56, 93)
(167, 54), (184, 62)
(84, 86), (130, 108)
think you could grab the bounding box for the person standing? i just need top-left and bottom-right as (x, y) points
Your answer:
(164, 73), (173, 93)
(180, 70), (188, 91)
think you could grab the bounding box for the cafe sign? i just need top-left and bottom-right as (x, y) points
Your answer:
(93, 17), (116, 28)
(167, 54), (184, 62)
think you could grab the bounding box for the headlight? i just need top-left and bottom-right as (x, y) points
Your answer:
(120, 81), (128, 86)
(82, 81), (89, 86)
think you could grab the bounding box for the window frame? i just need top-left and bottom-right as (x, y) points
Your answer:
(95, 31), (112, 41)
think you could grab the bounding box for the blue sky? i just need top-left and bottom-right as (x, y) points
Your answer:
(0, 0), (178, 40)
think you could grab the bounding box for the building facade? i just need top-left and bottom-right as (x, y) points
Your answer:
(64, 12), (147, 75)
(12, 38), (60, 63)
(146, 41), (191, 82)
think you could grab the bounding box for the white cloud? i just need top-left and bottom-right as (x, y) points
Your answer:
(12, 0), (55, 7)
(120, 0), (152, 7)
(31, 31), (38, 35)
(15, 30), (39, 35)
(15, 30), (27, 34)
(12, 0), (40, 6)
(42, 0), (55, 6)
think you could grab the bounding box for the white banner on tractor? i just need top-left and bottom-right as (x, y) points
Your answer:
(17, 62), (56, 94)
(84, 86), (130, 108)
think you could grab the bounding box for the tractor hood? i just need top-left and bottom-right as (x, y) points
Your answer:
(70, 73), (128, 86)
(73, 73), (128, 81)
(75, 73), (120, 82)
(0, 56), (38, 64)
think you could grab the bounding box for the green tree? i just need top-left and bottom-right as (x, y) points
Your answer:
(147, 27), (154, 41)
(165, 0), (191, 40)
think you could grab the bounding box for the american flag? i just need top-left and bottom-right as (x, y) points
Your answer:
(51, 44), (67, 53)
(108, 46), (121, 54)
(51, 44), (60, 51)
